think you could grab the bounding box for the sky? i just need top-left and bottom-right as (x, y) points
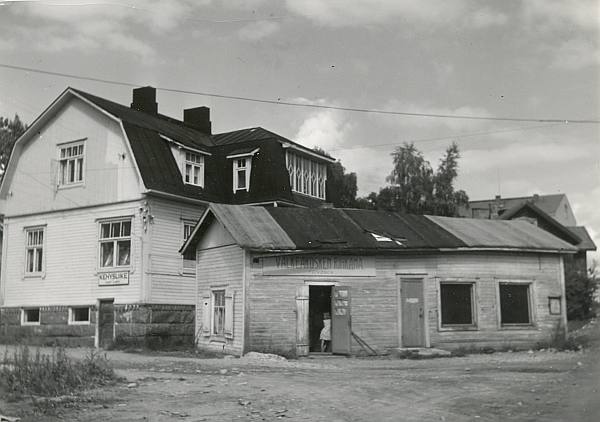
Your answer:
(0, 0), (599, 264)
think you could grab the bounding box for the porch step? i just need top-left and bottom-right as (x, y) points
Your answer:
(395, 347), (452, 357)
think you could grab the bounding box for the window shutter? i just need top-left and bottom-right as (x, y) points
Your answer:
(201, 292), (211, 337)
(224, 289), (234, 339)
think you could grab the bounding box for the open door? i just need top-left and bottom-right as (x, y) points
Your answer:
(331, 286), (351, 354)
(295, 285), (310, 357)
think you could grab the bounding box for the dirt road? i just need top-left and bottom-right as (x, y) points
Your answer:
(1, 326), (599, 421)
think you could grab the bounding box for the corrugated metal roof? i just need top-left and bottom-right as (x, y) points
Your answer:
(567, 226), (597, 251)
(427, 216), (578, 252)
(210, 204), (295, 250)
(185, 205), (577, 254)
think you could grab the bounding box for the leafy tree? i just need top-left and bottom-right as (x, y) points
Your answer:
(314, 147), (358, 208)
(0, 114), (27, 178)
(372, 142), (469, 216)
(566, 262), (597, 321)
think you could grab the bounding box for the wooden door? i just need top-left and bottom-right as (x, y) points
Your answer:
(98, 299), (115, 349)
(295, 285), (309, 357)
(331, 286), (351, 355)
(401, 279), (425, 347)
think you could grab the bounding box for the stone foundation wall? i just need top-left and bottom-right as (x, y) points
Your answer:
(0, 304), (195, 349)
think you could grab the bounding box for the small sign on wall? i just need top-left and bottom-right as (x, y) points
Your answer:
(99, 271), (129, 286)
(548, 296), (561, 315)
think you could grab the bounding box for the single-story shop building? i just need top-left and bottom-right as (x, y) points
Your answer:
(181, 204), (577, 357)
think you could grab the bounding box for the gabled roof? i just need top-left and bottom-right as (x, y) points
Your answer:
(181, 204), (578, 255)
(499, 202), (582, 245)
(566, 226), (597, 251)
(469, 193), (567, 217)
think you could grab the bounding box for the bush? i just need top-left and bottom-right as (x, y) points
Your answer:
(566, 267), (597, 321)
(0, 346), (116, 398)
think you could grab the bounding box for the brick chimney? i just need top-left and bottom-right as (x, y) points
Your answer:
(131, 86), (157, 114)
(183, 106), (211, 134)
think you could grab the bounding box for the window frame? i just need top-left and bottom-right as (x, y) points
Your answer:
(24, 226), (46, 277)
(98, 218), (133, 271)
(497, 281), (535, 328)
(68, 306), (91, 325)
(57, 139), (86, 188)
(212, 289), (226, 337)
(183, 150), (205, 187)
(232, 157), (251, 192)
(182, 220), (196, 274)
(21, 308), (41, 326)
(285, 150), (327, 200)
(438, 281), (478, 331)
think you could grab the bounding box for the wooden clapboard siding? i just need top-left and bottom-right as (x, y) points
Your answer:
(195, 221), (244, 355)
(2, 201), (144, 307)
(146, 197), (205, 304)
(1, 97), (142, 218)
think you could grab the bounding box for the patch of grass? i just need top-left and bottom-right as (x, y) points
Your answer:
(0, 346), (116, 398)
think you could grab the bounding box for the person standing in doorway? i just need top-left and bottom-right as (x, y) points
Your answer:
(320, 312), (331, 352)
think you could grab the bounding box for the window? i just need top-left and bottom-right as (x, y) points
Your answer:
(69, 307), (90, 324)
(212, 290), (226, 336)
(99, 219), (131, 268)
(499, 283), (532, 325)
(233, 158), (251, 192)
(58, 141), (84, 186)
(25, 227), (44, 275)
(22, 308), (40, 325)
(184, 151), (204, 187)
(440, 283), (475, 327)
(182, 221), (196, 271)
(286, 151), (326, 199)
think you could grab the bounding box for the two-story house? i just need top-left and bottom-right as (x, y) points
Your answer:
(0, 86), (334, 348)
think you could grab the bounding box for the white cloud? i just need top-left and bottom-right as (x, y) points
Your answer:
(284, 0), (468, 27)
(294, 107), (352, 153)
(551, 38), (600, 70)
(522, 0), (600, 32)
(238, 21), (281, 41)
(470, 8), (508, 28)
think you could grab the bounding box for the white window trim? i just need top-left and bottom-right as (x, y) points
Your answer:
(98, 217), (133, 271)
(285, 150), (327, 200)
(57, 139), (86, 188)
(181, 220), (196, 275)
(211, 288), (226, 337)
(68, 306), (91, 325)
(232, 156), (252, 192)
(496, 280), (536, 329)
(182, 150), (205, 187)
(24, 225), (46, 278)
(21, 308), (41, 326)
(437, 280), (478, 331)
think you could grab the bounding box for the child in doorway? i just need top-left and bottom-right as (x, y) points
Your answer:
(320, 312), (331, 352)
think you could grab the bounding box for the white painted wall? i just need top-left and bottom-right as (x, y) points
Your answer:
(1, 201), (146, 307)
(0, 97), (142, 217)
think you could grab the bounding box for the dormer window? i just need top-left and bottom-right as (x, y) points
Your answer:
(58, 140), (85, 186)
(184, 151), (204, 187)
(233, 158), (250, 192)
(286, 151), (326, 199)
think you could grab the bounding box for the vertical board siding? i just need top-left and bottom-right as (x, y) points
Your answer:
(147, 198), (205, 304)
(196, 244), (244, 355)
(2, 201), (144, 307)
(244, 252), (565, 354)
(2, 98), (142, 217)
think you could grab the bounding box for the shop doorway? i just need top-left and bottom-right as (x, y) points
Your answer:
(98, 299), (115, 349)
(309, 285), (332, 353)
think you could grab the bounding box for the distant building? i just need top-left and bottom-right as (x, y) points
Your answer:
(0, 86), (334, 347)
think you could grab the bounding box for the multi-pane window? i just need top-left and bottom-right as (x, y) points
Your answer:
(99, 219), (131, 268)
(58, 142), (84, 186)
(184, 151), (204, 187)
(233, 158), (250, 191)
(69, 307), (90, 324)
(22, 308), (40, 325)
(212, 290), (226, 336)
(499, 283), (532, 325)
(286, 151), (326, 199)
(25, 227), (44, 274)
(440, 283), (475, 327)
(183, 221), (196, 265)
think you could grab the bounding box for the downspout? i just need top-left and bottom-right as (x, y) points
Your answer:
(559, 255), (568, 337)
(241, 248), (247, 356)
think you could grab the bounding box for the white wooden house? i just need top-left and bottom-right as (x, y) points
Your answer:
(0, 86), (334, 347)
